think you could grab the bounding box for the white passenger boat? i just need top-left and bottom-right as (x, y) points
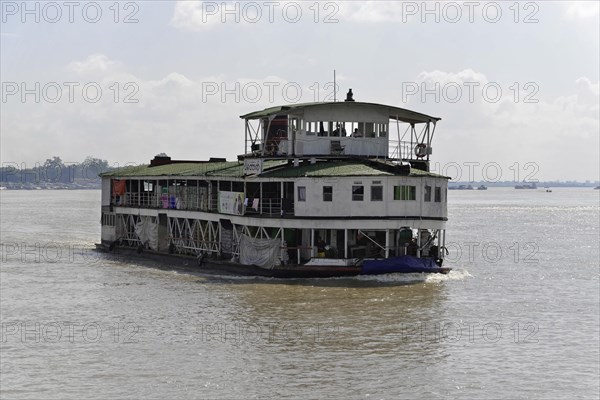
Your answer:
(97, 90), (451, 277)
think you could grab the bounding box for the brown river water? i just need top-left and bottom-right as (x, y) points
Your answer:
(1, 189), (598, 399)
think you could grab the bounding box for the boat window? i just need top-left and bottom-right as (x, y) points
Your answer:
(318, 121), (327, 136)
(394, 185), (416, 200)
(332, 122), (347, 137)
(352, 185), (364, 201)
(101, 212), (115, 226)
(364, 122), (375, 138)
(290, 117), (299, 132)
(378, 123), (388, 137)
(358, 122), (365, 135)
(323, 186), (333, 202)
(371, 186), (383, 201)
(435, 187), (442, 202)
(232, 181), (244, 192)
(424, 186), (432, 202)
(297, 186), (306, 202)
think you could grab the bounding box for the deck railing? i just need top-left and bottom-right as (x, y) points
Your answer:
(112, 194), (294, 217)
(388, 140), (415, 160)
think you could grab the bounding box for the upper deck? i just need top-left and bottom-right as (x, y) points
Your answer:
(240, 93), (441, 170)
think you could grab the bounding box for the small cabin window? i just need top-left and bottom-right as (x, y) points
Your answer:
(435, 187), (442, 202)
(378, 123), (388, 137)
(290, 117), (299, 132)
(394, 185), (416, 201)
(323, 186), (333, 202)
(102, 212), (115, 226)
(352, 185), (364, 201)
(364, 122), (375, 138)
(424, 186), (432, 202)
(297, 186), (306, 202)
(371, 186), (383, 201)
(305, 121), (314, 134)
(332, 122), (347, 137)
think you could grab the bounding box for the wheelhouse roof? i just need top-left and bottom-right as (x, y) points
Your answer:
(239, 101), (441, 125)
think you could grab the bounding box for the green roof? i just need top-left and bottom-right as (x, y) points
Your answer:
(101, 159), (448, 180)
(262, 161), (391, 178)
(102, 161), (281, 178)
(262, 161), (447, 178)
(100, 162), (239, 178)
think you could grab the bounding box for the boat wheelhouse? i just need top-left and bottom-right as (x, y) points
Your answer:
(98, 92), (450, 277)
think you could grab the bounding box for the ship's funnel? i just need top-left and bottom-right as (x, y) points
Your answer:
(345, 89), (355, 102)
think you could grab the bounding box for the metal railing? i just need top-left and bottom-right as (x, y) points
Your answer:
(113, 193), (294, 217)
(388, 140), (427, 160)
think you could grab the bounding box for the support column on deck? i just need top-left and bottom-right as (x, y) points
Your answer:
(259, 182), (263, 215)
(344, 229), (348, 258)
(385, 230), (390, 258)
(157, 213), (169, 252)
(440, 230), (445, 261)
(281, 228), (285, 264)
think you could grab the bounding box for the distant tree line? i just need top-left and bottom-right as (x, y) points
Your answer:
(0, 156), (114, 184)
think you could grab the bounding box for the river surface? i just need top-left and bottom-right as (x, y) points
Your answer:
(1, 188), (598, 399)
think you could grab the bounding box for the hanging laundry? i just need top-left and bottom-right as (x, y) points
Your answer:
(112, 179), (126, 196)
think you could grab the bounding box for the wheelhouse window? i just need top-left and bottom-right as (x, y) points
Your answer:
(297, 186), (306, 202)
(424, 186), (432, 202)
(352, 185), (364, 201)
(435, 187), (442, 202)
(371, 186), (383, 201)
(305, 121), (349, 137)
(323, 186), (333, 202)
(394, 185), (416, 200)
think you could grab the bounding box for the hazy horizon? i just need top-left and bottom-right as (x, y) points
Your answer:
(2, 1), (599, 181)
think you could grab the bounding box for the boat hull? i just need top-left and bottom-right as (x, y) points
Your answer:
(95, 244), (450, 278)
(362, 255), (450, 275)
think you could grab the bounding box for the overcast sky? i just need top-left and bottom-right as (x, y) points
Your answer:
(1, 1), (598, 181)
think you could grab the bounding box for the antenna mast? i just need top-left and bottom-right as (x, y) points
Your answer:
(333, 69), (336, 102)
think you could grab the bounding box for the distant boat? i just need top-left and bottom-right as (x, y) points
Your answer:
(515, 182), (537, 189)
(546, 189), (552, 192)
(477, 185), (488, 190)
(449, 184), (475, 190)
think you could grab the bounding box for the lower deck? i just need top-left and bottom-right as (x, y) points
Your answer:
(101, 208), (447, 268)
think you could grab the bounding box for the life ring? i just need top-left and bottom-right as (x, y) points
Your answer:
(414, 143), (428, 158)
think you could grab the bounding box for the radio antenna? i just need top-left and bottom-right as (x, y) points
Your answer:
(333, 69), (336, 102)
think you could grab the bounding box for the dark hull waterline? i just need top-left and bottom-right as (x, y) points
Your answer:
(96, 244), (451, 278)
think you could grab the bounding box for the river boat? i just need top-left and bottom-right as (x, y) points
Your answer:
(97, 90), (451, 277)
